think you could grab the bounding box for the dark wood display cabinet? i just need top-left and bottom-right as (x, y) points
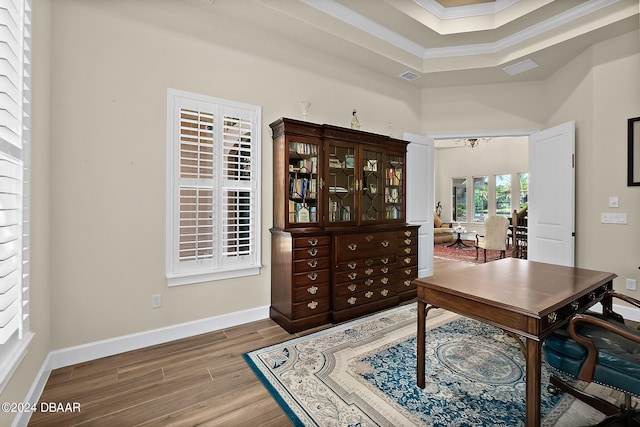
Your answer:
(269, 117), (419, 333)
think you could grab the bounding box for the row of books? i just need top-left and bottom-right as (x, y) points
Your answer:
(387, 167), (402, 186)
(289, 142), (317, 156)
(289, 157), (318, 174)
(289, 177), (317, 200)
(289, 202), (318, 223)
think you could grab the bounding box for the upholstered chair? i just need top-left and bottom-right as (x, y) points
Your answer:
(543, 292), (640, 425)
(475, 215), (510, 262)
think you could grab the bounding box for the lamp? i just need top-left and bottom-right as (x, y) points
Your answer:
(454, 138), (490, 149)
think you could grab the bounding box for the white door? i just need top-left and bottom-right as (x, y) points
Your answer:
(528, 121), (575, 266)
(405, 133), (434, 277)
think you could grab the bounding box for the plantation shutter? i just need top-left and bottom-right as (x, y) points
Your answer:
(0, 0), (30, 345)
(221, 112), (255, 260)
(178, 108), (215, 264)
(167, 89), (261, 284)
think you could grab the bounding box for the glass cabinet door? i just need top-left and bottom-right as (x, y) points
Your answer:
(384, 153), (404, 220)
(361, 148), (384, 223)
(287, 139), (320, 225)
(327, 143), (356, 224)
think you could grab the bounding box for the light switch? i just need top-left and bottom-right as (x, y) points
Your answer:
(601, 213), (627, 224)
(608, 196), (619, 208)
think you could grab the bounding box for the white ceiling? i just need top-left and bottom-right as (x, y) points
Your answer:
(183, 0), (638, 88)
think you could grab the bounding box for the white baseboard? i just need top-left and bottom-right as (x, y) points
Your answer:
(48, 305), (270, 369)
(13, 305), (270, 427)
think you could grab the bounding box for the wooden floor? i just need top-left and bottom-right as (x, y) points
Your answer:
(28, 259), (470, 426)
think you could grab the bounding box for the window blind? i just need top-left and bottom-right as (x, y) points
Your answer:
(0, 0), (30, 349)
(167, 90), (261, 285)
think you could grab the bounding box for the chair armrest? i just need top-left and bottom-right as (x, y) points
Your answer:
(568, 313), (640, 382)
(602, 291), (640, 323)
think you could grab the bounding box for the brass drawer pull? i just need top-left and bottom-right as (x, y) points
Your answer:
(381, 258), (389, 264)
(404, 238), (412, 245)
(547, 312), (558, 323)
(381, 289), (389, 297)
(307, 272), (318, 281)
(348, 297), (357, 305)
(404, 230), (412, 237)
(381, 277), (389, 284)
(307, 259), (318, 268)
(348, 243), (358, 251)
(381, 267), (389, 273)
(404, 257), (411, 264)
(404, 279), (411, 287)
(307, 286), (318, 295)
(365, 291), (373, 298)
(365, 259), (374, 266)
(308, 248), (318, 256)
(405, 269), (412, 275)
(348, 284), (357, 292)
(365, 279), (374, 286)
(365, 268), (374, 276)
(365, 235), (374, 242)
(348, 272), (357, 280)
(404, 247), (412, 254)
(381, 240), (390, 247)
(308, 301), (318, 310)
(589, 292), (596, 300)
(308, 238), (319, 246)
(348, 261), (357, 270)
(571, 301), (580, 311)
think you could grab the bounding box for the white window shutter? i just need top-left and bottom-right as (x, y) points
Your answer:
(166, 90), (261, 285)
(0, 0), (29, 348)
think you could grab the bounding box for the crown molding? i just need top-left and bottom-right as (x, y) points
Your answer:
(299, 0), (623, 62)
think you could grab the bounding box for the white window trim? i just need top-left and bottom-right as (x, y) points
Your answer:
(166, 89), (261, 286)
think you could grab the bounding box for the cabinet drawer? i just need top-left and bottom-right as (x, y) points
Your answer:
(293, 282), (330, 302)
(335, 232), (397, 260)
(294, 257), (331, 273)
(294, 245), (331, 260)
(397, 245), (417, 257)
(399, 236), (417, 247)
(293, 269), (331, 286)
(398, 228), (418, 239)
(334, 275), (396, 297)
(398, 254), (417, 267)
(293, 236), (331, 248)
(398, 265), (417, 280)
(335, 257), (395, 271)
(334, 266), (396, 285)
(292, 297), (331, 318)
(333, 287), (395, 311)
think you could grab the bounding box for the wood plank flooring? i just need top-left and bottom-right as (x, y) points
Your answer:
(28, 258), (470, 426)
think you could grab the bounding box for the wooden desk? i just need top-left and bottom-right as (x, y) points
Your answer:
(415, 258), (616, 426)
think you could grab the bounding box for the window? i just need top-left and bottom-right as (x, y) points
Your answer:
(0, 0), (32, 392)
(473, 176), (488, 222)
(495, 174), (511, 217)
(166, 89), (261, 286)
(519, 173), (528, 208)
(451, 178), (466, 222)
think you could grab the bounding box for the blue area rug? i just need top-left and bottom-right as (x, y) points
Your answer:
(245, 303), (604, 426)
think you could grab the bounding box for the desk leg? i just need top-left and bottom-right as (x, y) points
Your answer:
(417, 299), (426, 389)
(525, 338), (542, 427)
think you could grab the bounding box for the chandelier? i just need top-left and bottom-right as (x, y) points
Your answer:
(453, 137), (490, 149)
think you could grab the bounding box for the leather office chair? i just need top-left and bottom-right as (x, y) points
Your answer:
(475, 215), (509, 262)
(543, 292), (640, 426)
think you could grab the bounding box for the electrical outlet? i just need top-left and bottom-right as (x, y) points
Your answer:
(626, 279), (637, 291)
(601, 213), (627, 224)
(152, 294), (162, 308)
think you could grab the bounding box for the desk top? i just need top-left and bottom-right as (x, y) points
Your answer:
(414, 258), (616, 318)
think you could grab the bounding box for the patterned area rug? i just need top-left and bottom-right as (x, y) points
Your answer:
(245, 304), (610, 426)
(434, 240), (512, 264)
